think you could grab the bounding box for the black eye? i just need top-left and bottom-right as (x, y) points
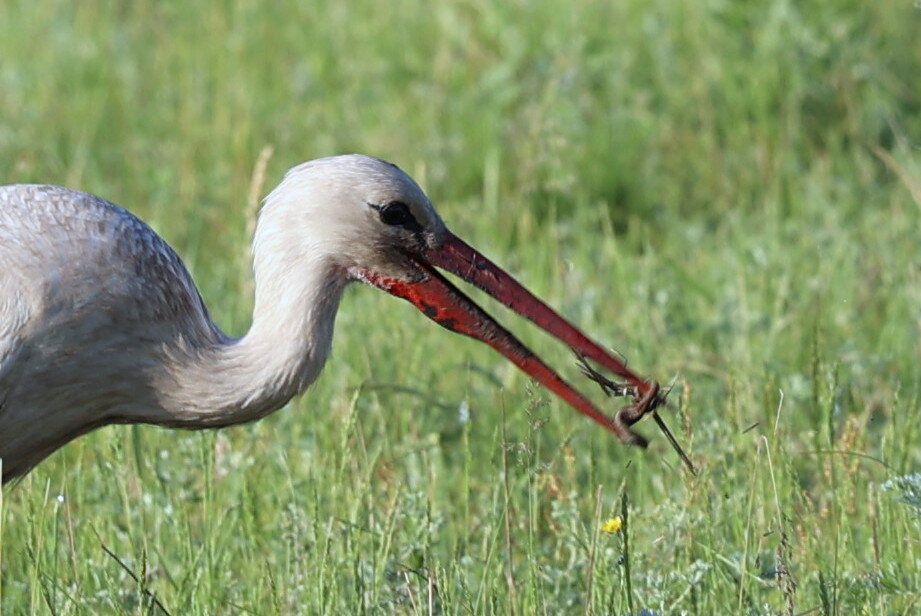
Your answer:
(379, 201), (412, 225)
(372, 201), (423, 231)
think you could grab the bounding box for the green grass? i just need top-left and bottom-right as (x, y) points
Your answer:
(2, 0), (921, 613)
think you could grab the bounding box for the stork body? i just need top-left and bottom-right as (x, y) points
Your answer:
(1, 155), (655, 484)
(0, 173), (354, 480)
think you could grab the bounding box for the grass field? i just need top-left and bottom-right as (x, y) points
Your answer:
(2, 0), (921, 613)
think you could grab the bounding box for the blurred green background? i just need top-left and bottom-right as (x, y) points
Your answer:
(1, 0), (920, 614)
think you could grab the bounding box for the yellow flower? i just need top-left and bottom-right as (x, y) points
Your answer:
(601, 516), (623, 534)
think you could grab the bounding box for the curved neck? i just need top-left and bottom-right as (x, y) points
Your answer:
(158, 252), (348, 427)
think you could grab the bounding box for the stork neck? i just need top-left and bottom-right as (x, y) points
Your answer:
(162, 253), (347, 427)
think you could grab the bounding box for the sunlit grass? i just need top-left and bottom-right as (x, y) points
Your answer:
(2, 0), (920, 614)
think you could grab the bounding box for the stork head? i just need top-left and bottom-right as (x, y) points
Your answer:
(259, 154), (659, 446)
(258, 155), (446, 282)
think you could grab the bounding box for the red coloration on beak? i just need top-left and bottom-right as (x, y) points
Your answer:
(352, 231), (658, 447)
(426, 233), (656, 399)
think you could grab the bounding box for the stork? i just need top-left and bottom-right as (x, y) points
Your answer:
(0, 154), (664, 484)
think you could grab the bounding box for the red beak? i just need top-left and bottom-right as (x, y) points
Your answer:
(353, 231), (659, 447)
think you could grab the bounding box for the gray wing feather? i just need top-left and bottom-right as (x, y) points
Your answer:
(0, 184), (217, 338)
